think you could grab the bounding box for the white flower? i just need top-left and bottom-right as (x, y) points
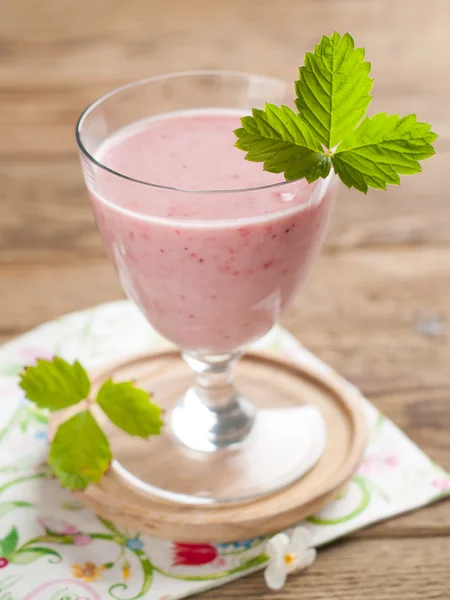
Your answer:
(264, 527), (316, 590)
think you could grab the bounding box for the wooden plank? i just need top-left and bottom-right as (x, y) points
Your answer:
(0, 261), (122, 332)
(0, 163), (102, 260)
(198, 537), (450, 599)
(0, 0), (448, 88)
(282, 248), (450, 385)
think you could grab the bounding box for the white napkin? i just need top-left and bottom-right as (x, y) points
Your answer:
(0, 301), (448, 600)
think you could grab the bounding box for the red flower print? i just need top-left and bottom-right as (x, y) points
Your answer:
(0, 558), (9, 569)
(173, 543), (218, 566)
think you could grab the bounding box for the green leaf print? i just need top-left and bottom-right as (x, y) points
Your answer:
(19, 404), (49, 432)
(0, 407), (22, 446)
(0, 501), (33, 519)
(97, 516), (124, 538)
(0, 404), (49, 447)
(307, 476), (371, 525)
(0, 526), (19, 557)
(9, 546), (62, 565)
(0, 472), (46, 496)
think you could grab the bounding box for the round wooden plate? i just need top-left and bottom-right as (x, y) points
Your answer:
(50, 350), (367, 542)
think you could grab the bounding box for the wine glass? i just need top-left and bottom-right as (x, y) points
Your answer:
(76, 72), (338, 505)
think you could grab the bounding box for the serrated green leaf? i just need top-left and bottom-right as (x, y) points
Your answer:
(9, 547), (61, 565)
(19, 357), (91, 411)
(295, 31), (373, 149)
(234, 104), (331, 182)
(233, 32), (436, 193)
(0, 526), (19, 557)
(332, 113), (437, 193)
(49, 410), (111, 490)
(96, 379), (163, 438)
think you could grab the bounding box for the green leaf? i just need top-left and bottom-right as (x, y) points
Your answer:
(332, 113), (437, 193)
(9, 547), (61, 565)
(49, 410), (112, 490)
(96, 379), (163, 438)
(233, 33), (436, 194)
(295, 31), (373, 149)
(19, 357), (91, 411)
(0, 526), (19, 557)
(234, 104), (331, 182)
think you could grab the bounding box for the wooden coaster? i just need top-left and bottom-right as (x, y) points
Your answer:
(50, 350), (367, 542)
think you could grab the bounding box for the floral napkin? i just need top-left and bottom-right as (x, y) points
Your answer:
(0, 300), (448, 600)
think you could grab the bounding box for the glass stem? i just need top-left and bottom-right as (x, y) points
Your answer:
(169, 352), (256, 452)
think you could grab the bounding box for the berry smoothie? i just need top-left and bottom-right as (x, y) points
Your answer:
(87, 109), (336, 354)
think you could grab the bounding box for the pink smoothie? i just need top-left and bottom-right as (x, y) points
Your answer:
(88, 110), (336, 354)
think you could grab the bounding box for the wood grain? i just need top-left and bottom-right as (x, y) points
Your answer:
(1, 0), (450, 596)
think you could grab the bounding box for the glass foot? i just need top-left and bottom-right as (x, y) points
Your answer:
(104, 351), (327, 506)
(112, 404), (325, 505)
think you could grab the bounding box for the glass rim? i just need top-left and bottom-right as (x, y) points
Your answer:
(75, 69), (322, 195)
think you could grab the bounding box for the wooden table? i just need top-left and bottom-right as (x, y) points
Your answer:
(1, 0), (450, 597)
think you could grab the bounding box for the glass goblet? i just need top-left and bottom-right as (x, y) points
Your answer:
(76, 72), (338, 505)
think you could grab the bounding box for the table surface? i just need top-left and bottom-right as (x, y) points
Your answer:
(1, 0), (450, 597)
